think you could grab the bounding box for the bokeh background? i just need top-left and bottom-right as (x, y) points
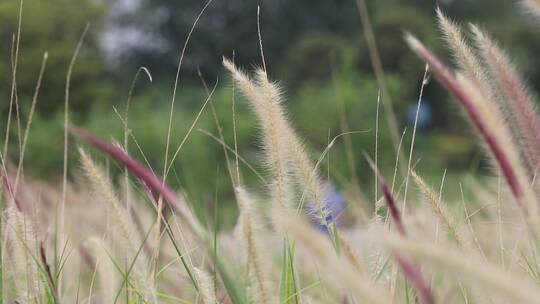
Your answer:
(1, 0), (539, 227)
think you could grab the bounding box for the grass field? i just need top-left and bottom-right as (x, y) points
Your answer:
(2, 1), (540, 303)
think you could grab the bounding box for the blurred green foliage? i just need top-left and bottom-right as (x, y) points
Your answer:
(1, 0), (540, 226)
(0, 0), (110, 116)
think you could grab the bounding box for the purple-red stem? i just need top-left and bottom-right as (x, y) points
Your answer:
(396, 255), (434, 304)
(69, 125), (183, 214)
(407, 36), (523, 201)
(40, 242), (59, 302)
(1, 169), (23, 211)
(379, 173), (434, 304)
(380, 179), (406, 235)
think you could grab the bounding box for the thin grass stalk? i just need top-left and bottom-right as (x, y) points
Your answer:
(198, 70), (238, 189)
(3, 0), (23, 158)
(329, 52), (361, 195)
(13, 52), (47, 193)
(123, 66), (153, 211)
(402, 64), (430, 216)
(59, 25), (90, 292)
(354, 0), (406, 176)
(163, 0), (212, 181)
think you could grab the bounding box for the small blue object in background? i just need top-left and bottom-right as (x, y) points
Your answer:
(309, 183), (347, 232)
(406, 100), (433, 129)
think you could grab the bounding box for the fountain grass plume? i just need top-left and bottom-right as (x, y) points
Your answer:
(194, 267), (217, 304)
(470, 24), (540, 173)
(405, 34), (534, 212)
(223, 58), (294, 215)
(69, 124), (204, 238)
(253, 70), (330, 227)
(337, 231), (364, 273)
(412, 171), (464, 246)
(522, 0), (540, 21)
(373, 232), (540, 303)
(223, 58), (330, 226)
(70, 124), (247, 304)
(78, 147), (140, 253)
(436, 9), (487, 86)
(235, 187), (274, 304)
(85, 237), (116, 303)
(435, 9), (500, 115)
(5, 206), (40, 301)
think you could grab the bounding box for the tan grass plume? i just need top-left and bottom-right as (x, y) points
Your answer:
(253, 70), (331, 226)
(470, 24), (540, 174)
(223, 59), (295, 215)
(522, 0), (540, 21)
(411, 171), (464, 246)
(371, 232), (540, 303)
(194, 267), (217, 304)
(405, 34), (537, 222)
(235, 186), (274, 304)
(79, 147), (140, 253)
(275, 210), (391, 304)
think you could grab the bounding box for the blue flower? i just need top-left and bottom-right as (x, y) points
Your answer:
(406, 100), (433, 129)
(308, 183), (347, 232)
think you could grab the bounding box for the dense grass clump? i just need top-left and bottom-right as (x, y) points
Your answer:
(2, 3), (540, 304)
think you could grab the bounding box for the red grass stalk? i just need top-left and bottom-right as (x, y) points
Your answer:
(78, 245), (95, 268)
(380, 180), (406, 235)
(1, 168), (22, 211)
(379, 173), (434, 304)
(470, 25), (540, 173)
(72, 126), (210, 293)
(69, 125), (204, 237)
(365, 154), (434, 304)
(396, 255), (434, 304)
(70, 125), (178, 207)
(405, 34), (524, 201)
(40, 242), (60, 303)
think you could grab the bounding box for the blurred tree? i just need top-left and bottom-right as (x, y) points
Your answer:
(105, 0), (363, 80)
(0, 0), (108, 116)
(105, 0), (540, 84)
